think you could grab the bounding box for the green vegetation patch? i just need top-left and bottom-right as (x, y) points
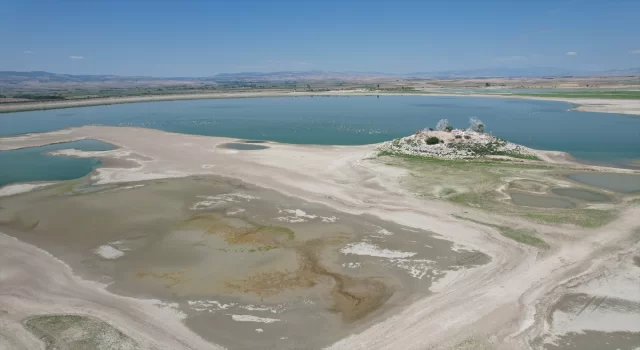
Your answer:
(494, 151), (541, 161)
(378, 150), (546, 167)
(25, 314), (138, 350)
(378, 150), (550, 169)
(499, 226), (549, 249)
(522, 209), (617, 228)
(13, 94), (66, 101)
(455, 216), (549, 249)
(377, 153), (617, 228)
(426, 136), (441, 145)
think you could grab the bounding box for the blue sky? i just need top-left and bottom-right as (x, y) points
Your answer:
(2, 0), (640, 76)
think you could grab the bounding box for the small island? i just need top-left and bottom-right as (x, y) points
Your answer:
(379, 118), (539, 161)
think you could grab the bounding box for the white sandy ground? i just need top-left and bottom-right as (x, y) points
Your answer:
(0, 182), (56, 197)
(229, 315), (281, 323)
(340, 242), (417, 259)
(0, 90), (639, 115)
(541, 250), (640, 343)
(1, 126), (639, 349)
(94, 245), (125, 259)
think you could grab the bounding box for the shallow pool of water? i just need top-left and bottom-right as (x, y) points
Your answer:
(219, 143), (269, 150)
(0, 140), (115, 187)
(551, 188), (613, 202)
(567, 173), (640, 193)
(510, 192), (576, 209)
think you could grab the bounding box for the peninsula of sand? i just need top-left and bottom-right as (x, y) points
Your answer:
(1, 125), (639, 349)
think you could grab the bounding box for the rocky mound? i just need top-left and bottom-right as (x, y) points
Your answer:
(379, 119), (539, 160)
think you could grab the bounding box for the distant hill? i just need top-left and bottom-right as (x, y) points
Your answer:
(211, 70), (397, 82)
(1, 67), (639, 87)
(408, 67), (589, 78)
(0, 71), (193, 85)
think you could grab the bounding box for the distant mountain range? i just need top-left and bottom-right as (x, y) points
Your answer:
(1, 67), (639, 86)
(409, 67), (586, 78)
(0, 71), (192, 84)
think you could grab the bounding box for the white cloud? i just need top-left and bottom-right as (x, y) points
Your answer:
(24, 50), (34, 54)
(631, 50), (640, 54)
(566, 51), (577, 56)
(70, 55), (84, 60)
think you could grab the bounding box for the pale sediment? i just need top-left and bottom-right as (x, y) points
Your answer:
(0, 182), (56, 197)
(0, 126), (639, 349)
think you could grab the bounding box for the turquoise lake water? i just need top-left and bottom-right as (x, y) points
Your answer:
(0, 140), (115, 187)
(0, 96), (639, 186)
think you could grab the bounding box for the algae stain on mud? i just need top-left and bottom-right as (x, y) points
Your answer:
(0, 176), (490, 349)
(182, 213), (295, 246)
(225, 238), (393, 322)
(136, 271), (187, 289)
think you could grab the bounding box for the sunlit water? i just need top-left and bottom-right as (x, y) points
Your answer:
(1, 96), (639, 186)
(0, 140), (114, 187)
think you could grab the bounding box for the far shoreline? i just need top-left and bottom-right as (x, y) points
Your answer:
(1, 90), (640, 116)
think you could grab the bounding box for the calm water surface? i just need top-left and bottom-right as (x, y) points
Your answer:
(0, 140), (114, 187)
(1, 95), (639, 166)
(567, 173), (640, 193)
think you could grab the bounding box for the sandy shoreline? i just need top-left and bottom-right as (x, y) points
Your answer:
(1, 126), (639, 349)
(1, 90), (640, 116)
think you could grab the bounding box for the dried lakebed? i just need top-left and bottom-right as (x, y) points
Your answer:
(0, 176), (489, 349)
(2, 126), (639, 350)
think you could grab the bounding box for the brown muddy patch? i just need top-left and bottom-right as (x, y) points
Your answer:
(182, 213), (294, 247)
(136, 271), (187, 289)
(0, 176), (489, 349)
(225, 239), (392, 321)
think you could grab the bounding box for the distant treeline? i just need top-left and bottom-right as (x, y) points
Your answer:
(13, 94), (66, 101)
